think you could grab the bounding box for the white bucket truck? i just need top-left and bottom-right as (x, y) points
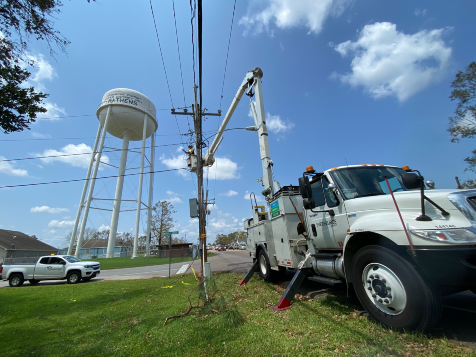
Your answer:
(204, 68), (476, 331)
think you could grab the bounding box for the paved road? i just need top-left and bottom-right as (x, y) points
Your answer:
(0, 250), (252, 288)
(1, 250), (474, 347)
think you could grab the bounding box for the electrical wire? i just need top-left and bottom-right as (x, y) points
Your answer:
(219, 0), (237, 112)
(189, 0), (197, 85)
(0, 168), (188, 189)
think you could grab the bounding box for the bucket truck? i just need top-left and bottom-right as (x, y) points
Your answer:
(204, 67), (476, 332)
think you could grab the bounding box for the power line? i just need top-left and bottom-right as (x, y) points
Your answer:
(172, 0), (187, 107)
(0, 142), (185, 163)
(149, 0), (174, 108)
(0, 168), (187, 189)
(219, 0), (237, 111)
(189, 0), (197, 85)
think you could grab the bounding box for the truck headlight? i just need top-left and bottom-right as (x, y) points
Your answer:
(83, 265), (91, 268)
(410, 229), (476, 243)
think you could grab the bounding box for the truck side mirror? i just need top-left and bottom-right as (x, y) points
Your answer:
(60, 261), (66, 265)
(299, 176), (311, 198)
(402, 173), (421, 189)
(328, 183), (337, 193)
(303, 197), (315, 210)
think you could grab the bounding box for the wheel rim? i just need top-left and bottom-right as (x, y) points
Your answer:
(70, 274), (79, 283)
(259, 254), (267, 276)
(11, 276), (20, 286)
(362, 263), (406, 315)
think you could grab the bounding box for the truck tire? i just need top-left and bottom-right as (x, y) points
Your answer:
(351, 245), (441, 331)
(257, 249), (284, 282)
(9, 274), (24, 287)
(67, 271), (81, 284)
(29, 279), (40, 285)
(258, 249), (273, 282)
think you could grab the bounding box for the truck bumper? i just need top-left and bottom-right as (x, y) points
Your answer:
(409, 246), (476, 286)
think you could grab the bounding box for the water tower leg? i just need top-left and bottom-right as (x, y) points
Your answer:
(145, 132), (155, 257)
(68, 124), (102, 256)
(75, 106), (111, 258)
(106, 133), (130, 258)
(132, 115), (149, 259)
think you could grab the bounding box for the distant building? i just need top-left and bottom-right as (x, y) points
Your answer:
(0, 229), (57, 262)
(153, 243), (192, 258)
(58, 238), (133, 259)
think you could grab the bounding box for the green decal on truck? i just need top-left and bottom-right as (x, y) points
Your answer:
(270, 200), (280, 218)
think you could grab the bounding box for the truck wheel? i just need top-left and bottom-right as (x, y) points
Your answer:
(258, 249), (273, 282)
(9, 274), (24, 287)
(29, 279), (40, 285)
(67, 271), (81, 284)
(351, 245), (441, 331)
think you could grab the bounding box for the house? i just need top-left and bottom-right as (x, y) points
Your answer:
(153, 243), (192, 258)
(58, 238), (133, 259)
(0, 229), (57, 262)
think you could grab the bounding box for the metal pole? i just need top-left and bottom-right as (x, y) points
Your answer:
(106, 133), (130, 258)
(168, 234), (172, 279)
(68, 123), (102, 255)
(145, 132), (155, 257)
(132, 114), (148, 259)
(75, 106), (111, 258)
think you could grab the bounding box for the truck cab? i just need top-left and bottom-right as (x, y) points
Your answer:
(246, 164), (476, 331)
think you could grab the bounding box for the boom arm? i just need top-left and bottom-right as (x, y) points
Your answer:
(204, 67), (278, 199)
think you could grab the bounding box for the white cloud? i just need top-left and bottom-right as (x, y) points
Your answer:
(0, 156), (28, 177)
(160, 154), (188, 177)
(166, 197), (183, 204)
(36, 102), (67, 120)
(414, 8), (427, 17)
(332, 22), (452, 101)
(206, 157), (240, 180)
(166, 190), (179, 196)
(220, 190), (238, 197)
(98, 224), (110, 232)
(266, 113), (295, 133)
(31, 132), (51, 139)
(31, 206), (69, 214)
(239, 0), (352, 36)
(36, 143), (110, 169)
(244, 191), (264, 202)
(22, 54), (66, 120)
(48, 220), (75, 228)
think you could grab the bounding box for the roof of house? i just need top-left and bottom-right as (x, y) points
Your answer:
(0, 229), (57, 251)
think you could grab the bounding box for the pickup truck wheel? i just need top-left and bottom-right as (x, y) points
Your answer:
(351, 245), (441, 331)
(258, 249), (272, 282)
(9, 274), (24, 287)
(67, 271), (81, 284)
(28, 279), (40, 285)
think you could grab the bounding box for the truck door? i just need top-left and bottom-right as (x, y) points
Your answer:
(44, 257), (66, 279)
(307, 175), (349, 249)
(33, 257), (50, 279)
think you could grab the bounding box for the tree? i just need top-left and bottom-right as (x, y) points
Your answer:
(448, 61), (476, 176)
(63, 227), (96, 248)
(149, 201), (176, 246)
(0, 0), (93, 133)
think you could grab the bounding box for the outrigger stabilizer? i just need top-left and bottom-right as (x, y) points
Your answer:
(240, 251), (313, 311)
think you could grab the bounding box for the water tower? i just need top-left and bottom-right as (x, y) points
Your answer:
(67, 88), (158, 258)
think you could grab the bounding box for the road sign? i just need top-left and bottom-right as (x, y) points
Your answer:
(200, 234), (206, 238)
(164, 231), (179, 235)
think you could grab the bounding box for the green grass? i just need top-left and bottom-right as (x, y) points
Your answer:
(0, 273), (474, 357)
(82, 252), (214, 270)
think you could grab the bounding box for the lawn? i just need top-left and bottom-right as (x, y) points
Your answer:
(0, 273), (474, 357)
(82, 252), (214, 270)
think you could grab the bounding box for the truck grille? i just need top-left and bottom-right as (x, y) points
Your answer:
(92, 265), (100, 270)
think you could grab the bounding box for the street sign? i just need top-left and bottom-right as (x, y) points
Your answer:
(164, 231), (179, 235)
(200, 234), (206, 238)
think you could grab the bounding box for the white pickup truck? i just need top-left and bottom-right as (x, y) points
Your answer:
(1, 255), (100, 287)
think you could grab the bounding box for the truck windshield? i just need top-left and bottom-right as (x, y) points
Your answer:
(330, 166), (407, 200)
(63, 256), (81, 263)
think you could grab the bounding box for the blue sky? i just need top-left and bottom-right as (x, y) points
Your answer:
(1, 0), (475, 249)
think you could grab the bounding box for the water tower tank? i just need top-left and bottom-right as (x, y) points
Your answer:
(96, 88), (157, 141)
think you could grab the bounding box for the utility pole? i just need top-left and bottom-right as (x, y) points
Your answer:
(172, 87), (220, 273)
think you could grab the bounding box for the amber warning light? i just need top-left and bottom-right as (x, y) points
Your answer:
(306, 166), (314, 172)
